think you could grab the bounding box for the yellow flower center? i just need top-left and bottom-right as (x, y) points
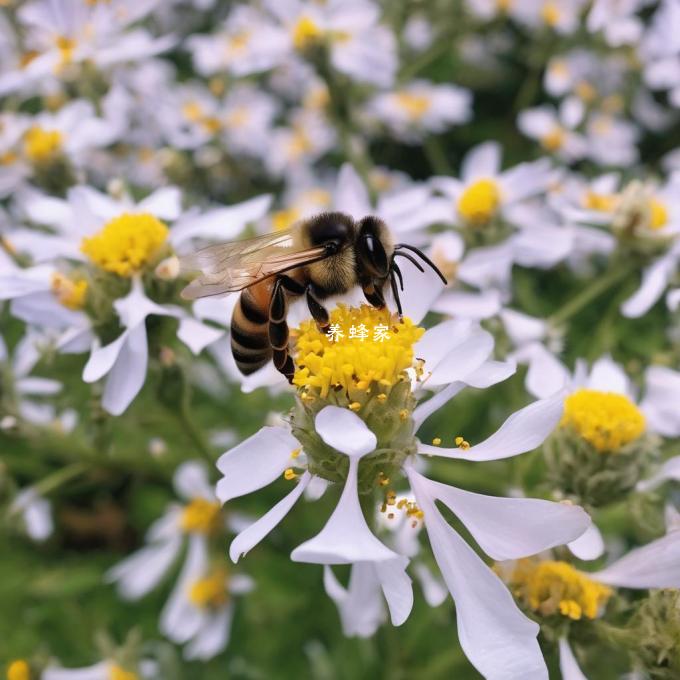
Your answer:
(51, 272), (88, 310)
(23, 127), (63, 162)
(394, 92), (431, 120)
(189, 569), (229, 609)
(180, 498), (222, 534)
(508, 559), (612, 620)
(561, 388), (646, 453)
(272, 207), (301, 232)
(457, 179), (501, 226)
(541, 127), (565, 152)
(575, 80), (597, 103)
(55, 35), (75, 65)
(6, 660), (30, 680)
(292, 16), (324, 50)
(541, 2), (561, 27)
(287, 127), (313, 158)
(649, 197), (668, 231)
(293, 304), (424, 399)
(81, 213), (169, 277)
(496, 0), (513, 11)
(584, 191), (619, 213)
(109, 665), (139, 680)
(227, 30), (250, 54)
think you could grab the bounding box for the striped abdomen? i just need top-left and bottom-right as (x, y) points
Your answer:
(230, 280), (274, 375)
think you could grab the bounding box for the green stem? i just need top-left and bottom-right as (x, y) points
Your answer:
(33, 461), (90, 497)
(179, 401), (214, 465)
(423, 135), (453, 175)
(548, 265), (635, 327)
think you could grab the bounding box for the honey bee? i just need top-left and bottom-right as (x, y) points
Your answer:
(180, 212), (446, 382)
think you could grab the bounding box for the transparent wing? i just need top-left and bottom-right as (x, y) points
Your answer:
(179, 230), (328, 299)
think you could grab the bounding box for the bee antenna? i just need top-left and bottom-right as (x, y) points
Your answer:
(389, 270), (404, 317)
(395, 244), (448, 285)
(394, 250), (425, 273)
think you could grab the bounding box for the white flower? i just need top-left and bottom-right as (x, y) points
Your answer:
(10, 487), (54, 542)
(365, 80), (472, 142)
(44, 659), (157, 680)
(587, 0), (645, 46)
(518, 99), (587, 162)
(639, 365), (680, 437)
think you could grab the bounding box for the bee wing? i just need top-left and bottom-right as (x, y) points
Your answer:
(179, 231), (328, 299)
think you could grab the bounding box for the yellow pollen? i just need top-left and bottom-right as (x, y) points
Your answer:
(284, 468), (298, 481)
(457, 179), (501, 226)
(227, 30), (250, 54)
(507, 559), (612, 621)
(349, 402), (361, 411)
(455, 436), (470, 450)
(288, 127), (313, 158)
(575, 80), (597, 103)
(108, 667), (139, 680)
(179, 498), (222, 534)
(377, 472), (390, 487)
(23, 127), (63, 162)
(394, 92), (431, 120)
(541, 127), (565, 152)
(561, 388), (645, 453)
(55, 35), (75, 65)
(7, 660), (30, 680)
(432, 437), (441, 446)
(51, 272), (88, 310)
(81, 213), (168, 277)
(648, 198), (668, 230)
(541, 2), (561, 27)
(584, 191), (619, 213)
(291, 448), (301, 459)
(292, 16), (324, 50)
(399, 409), (409, 420)
(182, 101), (204, 122)
(272, 207), (301, 232)
(292, 304), (424, 399)
(189, 569), (229, 609)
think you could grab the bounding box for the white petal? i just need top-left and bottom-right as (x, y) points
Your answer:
(137, 186), (182, 220)
(16, 377), (62, 396)
(637, 456), (680, 493)
(292, 457), (398, 564)
(18, 492), (53, 541)
(621, 254), (676, 318)
(665, 504), (680, 533)
(216, 427), (300, 503)
(106, 534), (183, 599)
(559, 638), (588, 680)
(426, 329), (494, 386)
(43, 661), (110, 680)
(393, 253), (446, 323)
(518, 343), (570, 399)
(593, 532), (680, 588)
(568, 524), (605, 561)
(432, 289), (502, 320)
(461, 141), (501, 182)
(176, 318), (224, 355)
(101, 323), (148, 416)
(160, 534), (208, 643)
(315, 406), (377, 458)
(464, 360), (517, 389)
(82, 332), (128, 383)
(500, 309), (547, 345)
(229, 573), (255, 595)
(375, 557), (414, 626)
(418, 392), (564, 461)
(413, 562), (448, 607)
(407, 468), (547, 680)
(408, 469), (590, 560)
(333, 164), (371, 218)
(413, 382), (465, 431)
(174, 461), (214, 501)
(229, 472), (311, 562)
(324, 563), (385, 637)
(184, 606), (233, 661)
(587, 356), (630, 395)
(640, 366), (680, 437)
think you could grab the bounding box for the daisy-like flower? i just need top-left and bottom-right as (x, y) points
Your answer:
(513, 0), (588, 35)
(499, 504), (680, 680)
(107, 462), (253, 660)
(587, 0), (645, 47)
(364, 80), (472, 143)
(0, 0), (174, 97)
(216, 303), (590, 679)
(265, 0), (398, 88)
(518, 99), (587, 162)
(5, 184), (270, 414)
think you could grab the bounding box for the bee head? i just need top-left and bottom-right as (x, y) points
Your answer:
(306, 212), (355, 250)
(356, 216), (392, 278)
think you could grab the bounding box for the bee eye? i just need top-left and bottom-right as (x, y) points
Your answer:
(359, 233), (389, 277)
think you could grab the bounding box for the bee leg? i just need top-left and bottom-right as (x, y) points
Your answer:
(306, 284), (330, 330)
(269, 277), (294, 383)
(362, 280), (386, 309)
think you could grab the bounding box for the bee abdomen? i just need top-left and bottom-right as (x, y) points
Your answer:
(231, 290), (271, 375)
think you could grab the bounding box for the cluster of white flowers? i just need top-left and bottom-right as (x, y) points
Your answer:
(2, 1), (680, 679)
